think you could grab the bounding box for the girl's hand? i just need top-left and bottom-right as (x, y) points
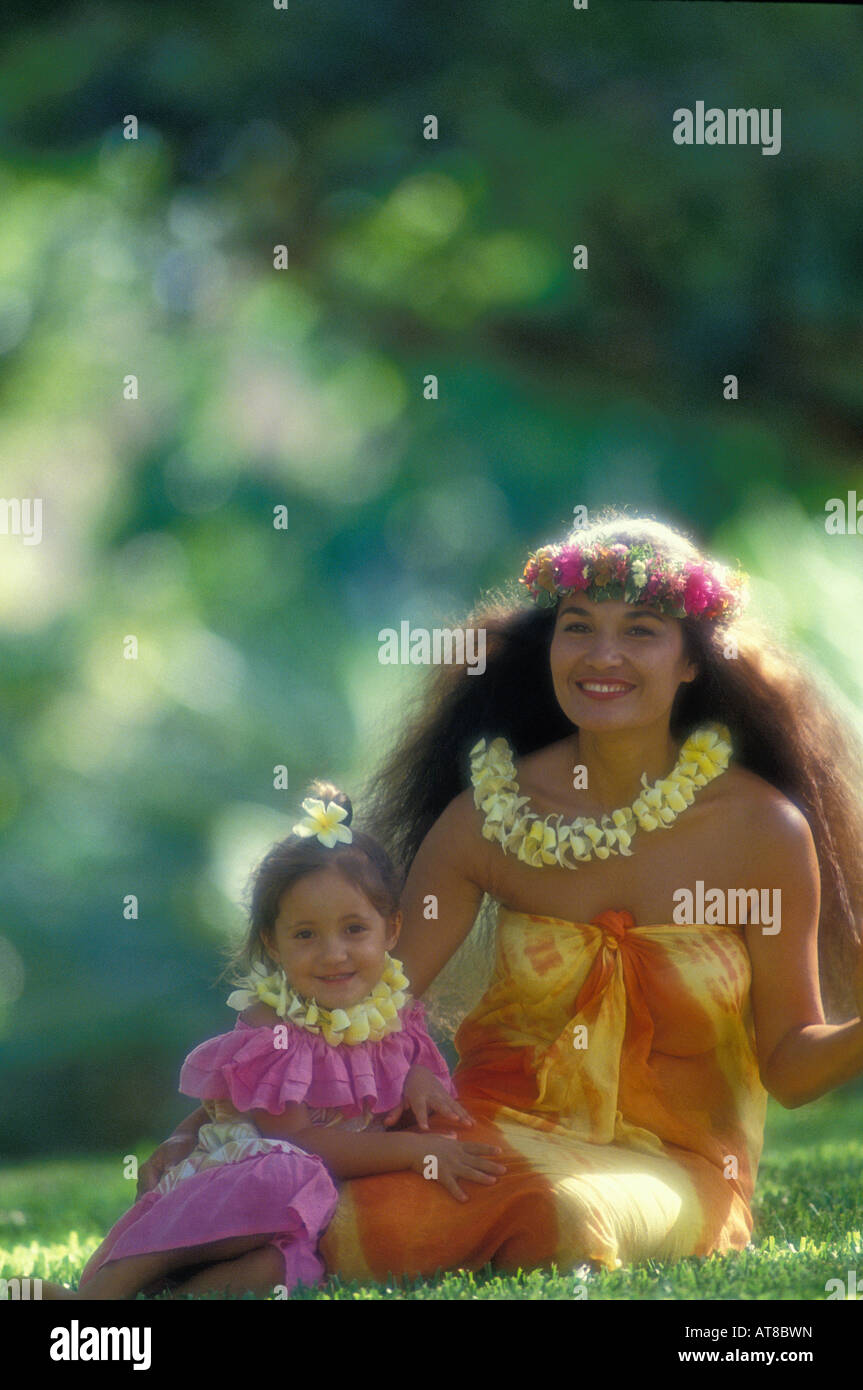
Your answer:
(383, 1064), (473, 1131)
(136, 1133), (197, 1197)
(407, 1132), (507, 1203)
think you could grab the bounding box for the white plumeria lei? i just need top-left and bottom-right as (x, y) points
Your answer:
(468, 723), (732, 868)
(227, 953), (411, 1047)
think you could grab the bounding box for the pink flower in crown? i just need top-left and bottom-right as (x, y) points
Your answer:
(556, 546), (590, 592)
(644, 566), (666, 600)
(703, 566), (741, 620)
(683, 566), (715, 616)
(665, 565), (688, 606)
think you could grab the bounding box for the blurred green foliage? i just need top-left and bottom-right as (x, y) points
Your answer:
(2, 3), (863, 1154)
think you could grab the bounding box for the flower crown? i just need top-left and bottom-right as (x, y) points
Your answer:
(519, 536), (748, 622)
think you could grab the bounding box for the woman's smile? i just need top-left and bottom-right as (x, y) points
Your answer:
(576, 680), (635, 699)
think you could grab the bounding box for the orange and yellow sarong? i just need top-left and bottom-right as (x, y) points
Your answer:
(320, 906), (767, 1278)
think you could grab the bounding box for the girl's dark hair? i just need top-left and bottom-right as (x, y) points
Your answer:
(224, 778), (402, 982)
(357, 508), (863, 1021)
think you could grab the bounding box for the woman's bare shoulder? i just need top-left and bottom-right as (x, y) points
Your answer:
(708, 763), (815, 856)
(437, 783), (489, 839)
(429, 785), (496, 886)
(711, 762), (803, 815)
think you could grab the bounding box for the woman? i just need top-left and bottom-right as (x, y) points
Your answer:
(142, 509), (863, 1279)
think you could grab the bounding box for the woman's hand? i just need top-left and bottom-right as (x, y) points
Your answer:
(382, 1064), (474, 1131)
(406, 1132), (506, 1203)
(136, 1132), (197, 1197)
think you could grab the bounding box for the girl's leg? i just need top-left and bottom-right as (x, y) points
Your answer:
(44, 1233), (283, 1301)
(170, 1244), (285, 1298)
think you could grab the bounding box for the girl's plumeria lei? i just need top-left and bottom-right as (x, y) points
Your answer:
(519, 538), (748, 622)
(292, 798), (353, 847)
(469, 723), (732, 868)
(227, 953), (411, 1047)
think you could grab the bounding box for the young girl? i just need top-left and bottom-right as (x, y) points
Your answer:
(43, 780), (505, 1300)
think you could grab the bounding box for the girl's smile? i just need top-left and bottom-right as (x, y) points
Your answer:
(315, 972), (358, 988)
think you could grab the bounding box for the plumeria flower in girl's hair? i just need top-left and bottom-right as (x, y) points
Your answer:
(291, 797), (353, 847)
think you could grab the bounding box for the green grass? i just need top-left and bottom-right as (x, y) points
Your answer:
(3, 1089), (862, 1300)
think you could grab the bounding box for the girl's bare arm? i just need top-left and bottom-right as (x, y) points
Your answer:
(248, 1100), (506, 1197)
(136, 1106), (209, 1195)
(249, 1101), (423, 1177)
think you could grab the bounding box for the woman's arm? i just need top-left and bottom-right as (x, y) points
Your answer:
(742, 797), (863, 1108)
(767, 1017), (863, 1108)
(395, 788), (489, 997)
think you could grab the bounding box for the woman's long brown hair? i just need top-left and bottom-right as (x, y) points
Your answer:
(357, 510), (863, 1021)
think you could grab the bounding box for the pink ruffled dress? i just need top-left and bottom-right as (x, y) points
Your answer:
(79, 998), (454, 1294)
